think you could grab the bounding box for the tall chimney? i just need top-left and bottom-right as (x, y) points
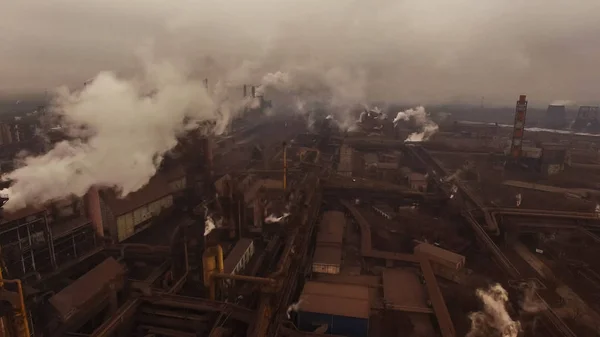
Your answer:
(204, 78), (208, 90)
(243, 85), (247, 98)
(84, 187), (105, 238)
(251, 86), (256, 98)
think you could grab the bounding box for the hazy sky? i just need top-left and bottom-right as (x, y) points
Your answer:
(2, 0), (600, 105)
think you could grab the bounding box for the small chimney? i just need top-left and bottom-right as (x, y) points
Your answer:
(243, 85), (247, 98)
(251, 86), (256, 98)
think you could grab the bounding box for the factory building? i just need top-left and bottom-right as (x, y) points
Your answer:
(540, 143), (569, 176)
(0, 201), (98, 279)
(312, 211), (345, 275)
(297, 281), (370, 337)
(85, 168), (186, 242)
(414, 242), (466, 282)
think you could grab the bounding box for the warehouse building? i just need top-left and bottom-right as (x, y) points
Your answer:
(297, 281), (370, 337)
(312, 211), (345, 275)
(85, 167), (186, 242)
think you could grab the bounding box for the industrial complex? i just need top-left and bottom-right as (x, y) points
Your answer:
(1, 92), (600, 337)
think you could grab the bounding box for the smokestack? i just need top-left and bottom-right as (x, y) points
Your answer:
(251, 86), (256, 98)
(84, 187), (105, 238)
(243, 85), (247, 98)
(204, 78), (208, 90)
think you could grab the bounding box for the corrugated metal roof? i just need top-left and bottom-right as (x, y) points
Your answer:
(49, 257), (125, 322)
(316, 211), (346, 245)
(382, 269), (430, 313)
(102, 173), (172, 216)
(313, 245), (342, 266)
(224, 238), (253, 273)
(300, 281), (370, 319)
(414, 243), (465, 270)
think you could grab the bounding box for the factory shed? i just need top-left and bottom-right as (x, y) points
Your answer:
(312, 245), (342, 274)
(414, 243), (465, 270)
(312, 211), (346, 275)
(316, 211), (345, 246)
(92, 173), (174, 242)
(382, 269), (431, 313)
(297, 281), (370, 337)
(49, 257), (125, 322)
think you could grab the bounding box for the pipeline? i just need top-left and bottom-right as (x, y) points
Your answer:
(204, 245), (279, 300)
(490, 208), (600, 220)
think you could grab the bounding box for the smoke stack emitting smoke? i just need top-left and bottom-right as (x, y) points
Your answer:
(0, 58), (378, 211)
(393, 106), (439, 141)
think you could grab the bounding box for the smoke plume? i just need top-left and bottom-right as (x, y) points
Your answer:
(393, 106), (440, 142)
(1, 60), (231, 211)
(466, 284), (522, 337)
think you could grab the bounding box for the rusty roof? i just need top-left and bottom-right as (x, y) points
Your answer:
(49, 257), (125, 322)
(313, 245), (342, 266)
(299, 281), (370, 319)
(382, 269), (430, 313)
(101, 174), (172, 216)
(316, 211), (345, 246)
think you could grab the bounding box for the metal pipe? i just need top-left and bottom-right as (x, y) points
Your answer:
(212, 273), (276, 285)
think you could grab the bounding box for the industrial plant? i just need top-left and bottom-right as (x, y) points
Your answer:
(1, 90), (600, 337)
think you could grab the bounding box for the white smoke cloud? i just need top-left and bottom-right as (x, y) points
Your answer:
(0, 60), (231, 211)
(264, 212), (290, 224)
(467, 284), (522, 337)
(393, 106), (440, 142)
(1, 54), (375, 212)
(550, 100), (575, 106)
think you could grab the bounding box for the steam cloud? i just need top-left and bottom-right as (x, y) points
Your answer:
(0, 57), (372, 211)
(467, 284), (521, 337)
(393, 106), (439, 142)
(1, 61), (227, 211)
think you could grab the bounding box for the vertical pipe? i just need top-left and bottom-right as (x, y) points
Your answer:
(17, 227), (25, 275)
(251, 86), (256, 98)
(25, 224), (36, 272)
(45, 214), (57, 270)
(243, 85), (247, 98)
(283, 142), (287, 190)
